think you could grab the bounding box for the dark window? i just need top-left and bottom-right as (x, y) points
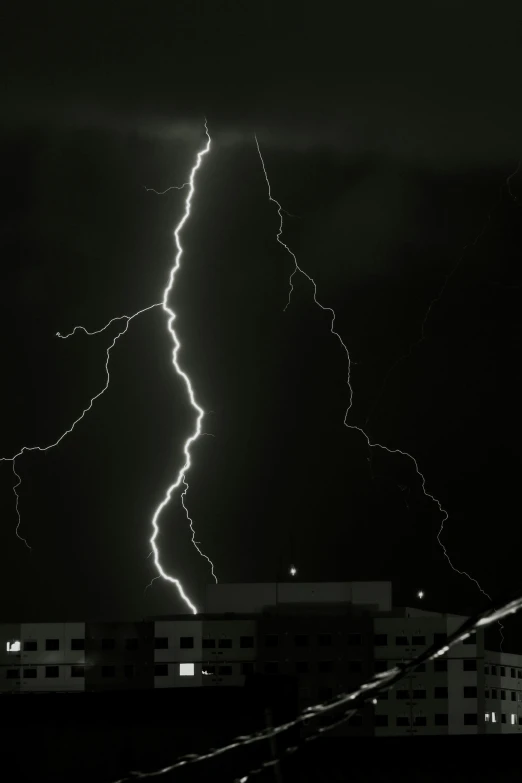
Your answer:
(348, 660), (362, 673)
(374, 660), (387, 673)
(375, 714), (388, 726)
(218, 665), (232, 675)
(46, 639), (59, 651)
(154, 637), (168, 649)
(464, 713), (478, 725)
(491, 666), (497, 675)
(511, 668), (516, 678)
(102, 638), (115, 650)
(395, 636), (408, 646)
(434, 633), (447, 646)
(518, 671), (522, 678)
(463, 634), (475, 645)
(347, 633), (362, 646)
(463, 659), (477, 671)
(415, 663), (426, 672)
(202, 638), (215, 649)
(318, 633), (332, 646)
(434, 659), (448, 672)
(125, 638), (138, 651)
(318, 660), (333, 673)
(154, 664), (168, 676)
(511, 691), (516, 702)
(23, 668), (37, 678)
(492, 688), (498, 699)
(45, 666), (59, 678)
(396, 716), (409, 726)
(501, 713), (507, 724)
(240, 636), (254, 648)
(501, 690), (506, 700)
(296, 661), (309, 674)
(218, 638), (232, 649)
(377, 692), (389, 700)
(435, 713), (449, 726)
(464, 686), (477, 698)
(241, 662), (254, 675)
(500, 667), (506, 676)
(71, 638), (84, 650)
(101, 666), (115, 678)
(6, 669), (20, 679)
(265, 661), (278, 674)
(295, 635), (309, 647)
(485, 666), (489, 674)
(71, 666), (84, 678)
(413, 689), (426, 699)
(396, 690), (409, 700)
(319, 686), (333, 701)
(414, 716), (427, 726)
(374, 634), (387, 646)
(265, 634), (278, 647)
(412, 636), (426, 646)
(180, 636), (194, 649)
(485, 689), (490, 698)
(435, 686), (448, 698)
(23, 640), (37, 652)
(124, 665), (134, 679)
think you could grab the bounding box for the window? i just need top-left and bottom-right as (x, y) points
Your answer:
(463, 659), (477, 671)
(155, 664), (168, 676)
(434, 633), (447, 646)
(518, 671), (522, 679)
(435, 686), (448, 698)
(295, 635), (309, 647)
(395, 636), (408, 646)
(485, 689), (490, 698)
(501, 713), (506, 724)
(23, 640), (37, 652)
(23, 668), (37, 678)
(511, 714), (517, 725)
(46, 639), (59, 651)
(463, 634), (475, 645)
(415, 663), (426, 672)
(396, 716), (409, 726)
(500, 667), (506, 677)
(125, 638), (138, 651)
(102, 638), (115, 650)
(511, 692), (516, 702)
(203, 665), (216, 675)
(265, 634), (278, 647)
(6, 669), (20, 679)
(374, 634), (387, 646)
(296, 661), (309, 674)
(102, 666), (115, 678)
(124, 665), (134, 679)
(464, 686), (477, 698)
(374, 660), (387, 673)
(491, 712), (497, 723)
(375, 714), (388, 726)
(241, 662), (254, 675)
(434, 660), (448, 673)
(347, 633), (361, 646)
(319, 686), (333, 701)
(218, 665), (232, 675)
(180, 663), (195, 676)
(318, 660), (333, 673)
(396, 690), (409, 700)
(6, 640), (20, 652)
(491, 666), (497, 675)
(180, 636), (194, 649)
(511, 668), (516, 678)
(154, 637), (168, 649)
(414, 716), (427, 726)
(434, 713), (448, 726)
(485, 665), (489, 674)
(265, 661), (279, 674)
(202, 638), (215, 649)
(45, 666), (59, 678)
(413, 689), (426, 699)
(491, 688), (497, 699)
(71, 638), (84, 650)
(218, 638), (232, 649)
(501, 690), (506, 700)
(240, 636), (254, 648)
(71, 666), (84, 678)
(485, 712), (490, 722)
(464, 713), (478, 725)
(348, 660), (362, 673)
(412, 636), (426, 646)
(318, 633), (332, 646)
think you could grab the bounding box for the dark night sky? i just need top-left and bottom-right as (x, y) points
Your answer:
(0, 2), (522, 648)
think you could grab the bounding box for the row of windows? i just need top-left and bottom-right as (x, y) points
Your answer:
(374, 714), (476, 727)
(485, 712), (520, 724)
(5, 663), (197, 679)
(486, 689), (522, 701)
(485, 666), (522, 678)
(394, 686), (478, 699)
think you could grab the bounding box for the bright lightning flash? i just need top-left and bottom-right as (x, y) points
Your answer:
(255, 137), (492, 606)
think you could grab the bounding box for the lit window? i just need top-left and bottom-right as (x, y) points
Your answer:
(485, 713), (490, 722)
(492, 712), (497, 723)
(180, 663), (194, 676)
(6, 640), (20, 652)
(511, 714), (517, 725)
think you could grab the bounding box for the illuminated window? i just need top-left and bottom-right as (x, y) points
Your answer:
(492, 712), (497, 722)
(179, 663), (194, 676)
(6, 640), (20, 652)
(485, 713), (490, 722)
(511, 714), (517, 725)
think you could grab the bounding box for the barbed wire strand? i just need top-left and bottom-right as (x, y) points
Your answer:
(111, 586), (522, 783)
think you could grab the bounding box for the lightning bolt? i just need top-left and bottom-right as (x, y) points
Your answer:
(255, 136), (492, 605)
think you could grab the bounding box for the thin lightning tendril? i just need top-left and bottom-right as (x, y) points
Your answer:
(255, 136), (492, 604)
(143, 183), (190, 195)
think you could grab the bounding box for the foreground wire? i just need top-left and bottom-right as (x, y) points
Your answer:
(111, 586), (522, 783)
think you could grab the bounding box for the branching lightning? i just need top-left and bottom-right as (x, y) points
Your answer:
(255, 136), (492, 604)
